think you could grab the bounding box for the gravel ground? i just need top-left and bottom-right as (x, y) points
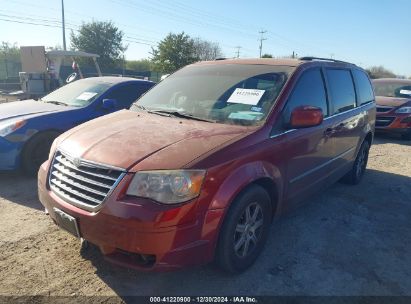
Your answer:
(0, 134), (410, 300)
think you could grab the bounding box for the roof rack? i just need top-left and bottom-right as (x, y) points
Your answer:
(299, 57), (355, 65)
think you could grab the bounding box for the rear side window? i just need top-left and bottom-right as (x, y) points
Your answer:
(285, 68), (328, 118)
(326, 69), (356, 114)
(352, 70), (374, 105)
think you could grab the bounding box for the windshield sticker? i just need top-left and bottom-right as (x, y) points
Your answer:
(227, 88), (265, 105)
(228, 111), (264, 121)
(76, 92), (98, 101)
(250, 106), (262, 112)
(400, 89), (411, 96)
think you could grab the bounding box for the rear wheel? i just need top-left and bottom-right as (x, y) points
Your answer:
(215, 185), (272, 273)
(22, 131), (58, 176)
(341, 140), (370, 185)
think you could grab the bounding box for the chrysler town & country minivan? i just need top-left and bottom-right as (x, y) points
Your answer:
(38, 57), (376, 273)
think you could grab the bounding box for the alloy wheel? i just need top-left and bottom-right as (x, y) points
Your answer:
(356, 145), (367, 178)
(233, 202), (264, 258)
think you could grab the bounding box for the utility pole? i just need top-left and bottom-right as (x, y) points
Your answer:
(122, 54), (125, 76)
(235, 46), (242, 58)
(61, 0), (67, 50)
(258, 30), (267, 58)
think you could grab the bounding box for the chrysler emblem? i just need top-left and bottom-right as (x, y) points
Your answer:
(73, 158), (81, 167)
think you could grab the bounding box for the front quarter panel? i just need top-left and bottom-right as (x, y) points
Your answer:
(195, 157), (284, 262)
(206, 160), (283, 212)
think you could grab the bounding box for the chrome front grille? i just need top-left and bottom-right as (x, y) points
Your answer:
(49, 150), (125, 211)
(376, 116), (395, 127)
(376, 106), (394, 113)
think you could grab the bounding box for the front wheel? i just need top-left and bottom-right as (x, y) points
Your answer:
(22, 132), (58, 176)
(341, 140), (370, 185)
(215, 185), (272, 273)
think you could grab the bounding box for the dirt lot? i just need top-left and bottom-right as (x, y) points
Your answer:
(0, 134), (410, 300)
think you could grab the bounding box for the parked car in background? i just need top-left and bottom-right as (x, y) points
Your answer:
(373, 78), (411, 140)
(0, 77), (155, 174)
(38, 57), (375, 273)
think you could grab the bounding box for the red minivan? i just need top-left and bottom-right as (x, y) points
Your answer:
(38, 57), (376, 273)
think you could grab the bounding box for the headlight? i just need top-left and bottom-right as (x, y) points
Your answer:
(126, 170), (206, 204)
(0, 120), (26, 137)
(395, 107), (411, 114)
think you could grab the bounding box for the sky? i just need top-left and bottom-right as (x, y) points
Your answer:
(1, 0), (410, 76)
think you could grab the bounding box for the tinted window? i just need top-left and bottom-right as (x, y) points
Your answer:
(105, 83), (151, 109)
(285, 68), (328, 118)
(353, 69), (374, 105)
(326, 69), (356, 114)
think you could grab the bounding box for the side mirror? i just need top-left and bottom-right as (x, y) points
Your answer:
(102, 99), (117, 110)
(290, 106), (323, 128)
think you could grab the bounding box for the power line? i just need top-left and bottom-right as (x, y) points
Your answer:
(258, 30), (267, 58)
(108, 0), (258, 40)
(0, 16), (156, 47)
(0, 17), (69, 29)
(7, 0), (334, 57)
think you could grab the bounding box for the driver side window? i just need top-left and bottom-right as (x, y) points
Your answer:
(105, 83), (150, 109)
(285, 68), (328, 120)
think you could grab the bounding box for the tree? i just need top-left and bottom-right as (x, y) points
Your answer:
(0, 42), (21, 78)
(365, 66), (396, 79)
(126, 59), (151, 72)
(0, 42), (20, 58)
(151, 32), (197, 73)
(261, 54), (273, 58)
(193, 38), (223, 61)
(70, 21), (127, 70)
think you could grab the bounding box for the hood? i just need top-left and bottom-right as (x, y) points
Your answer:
(375, 96), (411, 107)
(0, 100), (69, 122)
(58, 110), (254, 170)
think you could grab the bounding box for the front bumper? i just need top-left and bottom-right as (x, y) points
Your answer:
(38, 161), (221, 271)
(0, 136), (21, 170)
(375, 113), (411, 134)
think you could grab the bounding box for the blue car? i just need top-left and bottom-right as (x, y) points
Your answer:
(0, 76), (155, 174)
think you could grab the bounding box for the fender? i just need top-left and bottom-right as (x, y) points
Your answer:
(198, 160), (285, 262)
(208, 160), (284, 212)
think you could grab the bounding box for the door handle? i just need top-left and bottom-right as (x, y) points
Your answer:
(324, 128), (334, 136)
(335, 123), (345, 130)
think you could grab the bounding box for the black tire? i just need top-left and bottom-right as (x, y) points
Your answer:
(341, 140), (370, 185)
(215, 184), (272, 273)
(22, 131), (58, 176)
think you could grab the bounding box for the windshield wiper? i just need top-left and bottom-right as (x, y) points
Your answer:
(43, 100), (69, 106)
(148, 110), (216, 123)
(133, 104), (148, 111)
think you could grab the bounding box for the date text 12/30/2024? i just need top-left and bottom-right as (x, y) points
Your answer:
(149, 297), (258, 303)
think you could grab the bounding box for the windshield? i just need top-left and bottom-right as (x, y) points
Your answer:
(132, 64), (293, 125)
(41, 80), (113, 107)
(373, 81), (411, 98)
